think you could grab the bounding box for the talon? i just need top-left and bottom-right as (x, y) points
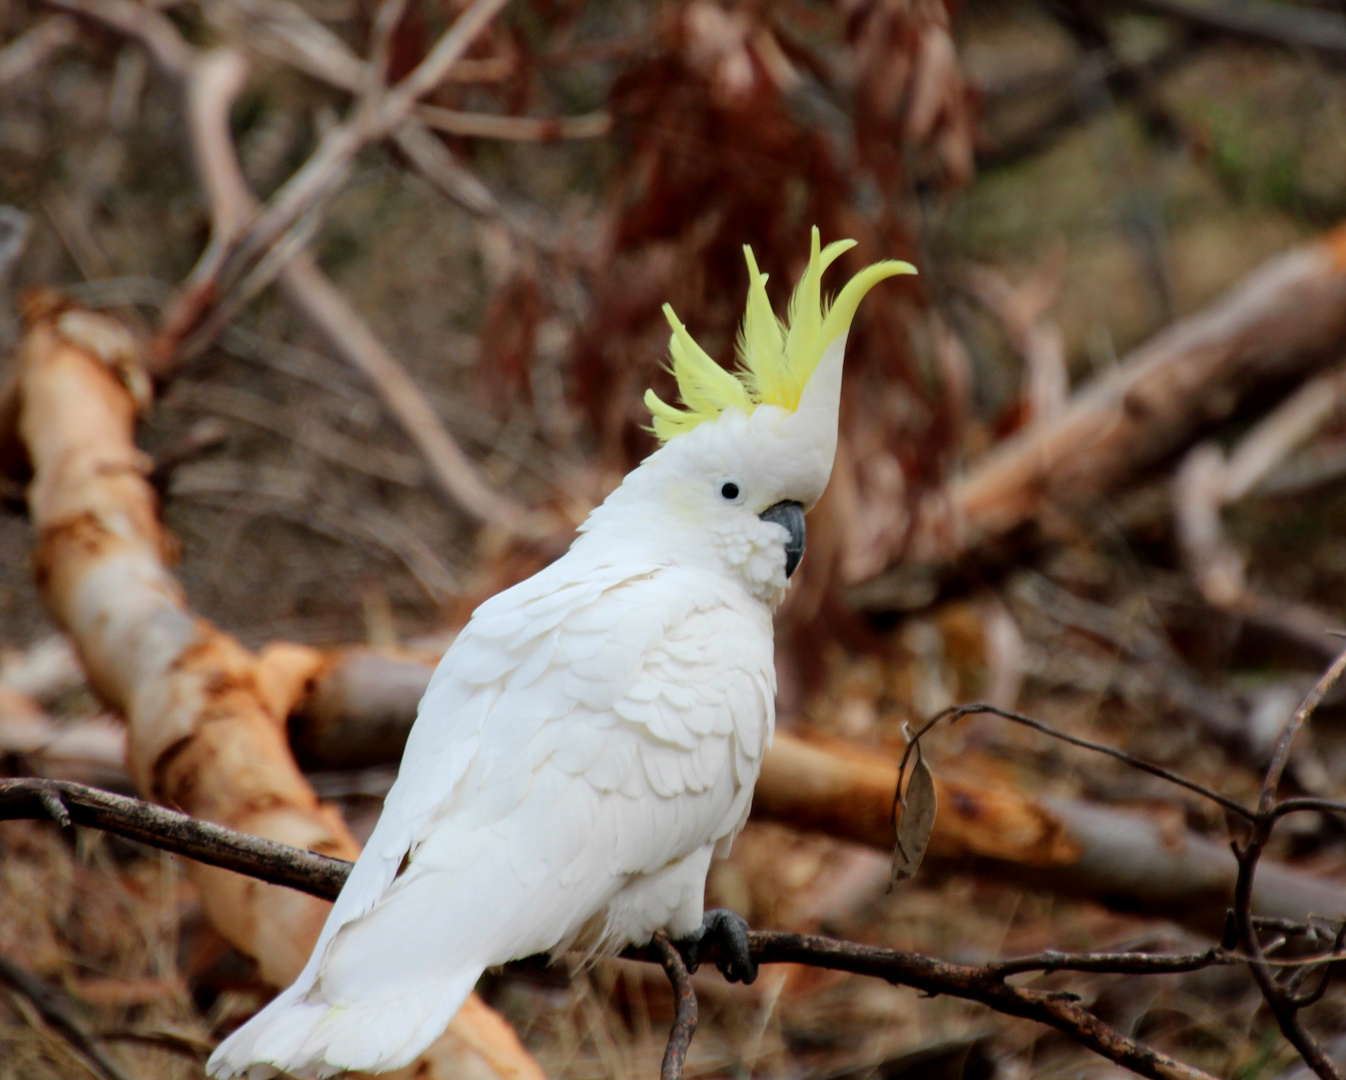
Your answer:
(678, 908), (757, 984)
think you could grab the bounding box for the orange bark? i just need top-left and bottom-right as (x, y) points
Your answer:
(10, 294), (543, 1080)
(754, 732), (1081, 867)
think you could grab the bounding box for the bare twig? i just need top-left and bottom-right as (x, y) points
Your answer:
(1122, 0), (1346, 63)
(1173, 363), (1346, 663)
(650, 932), (698, 1080)
(56, 2), (538, 534)
(0, 951), (135, 1080)
(171, 0), (513, 360)
(0, 777), (351, 898)
(0, 16), (77, 87)
(366, 0), (410, 91)
(898, 703), (1256, 821)
(1231, 645), (1346, 1080)
(54, 0), (517, 370)
(1259, 646), (1346, 814)
(416, 104), (612, 141)
(735, 934), (1215, 1080)
(183, 46), (534, 532)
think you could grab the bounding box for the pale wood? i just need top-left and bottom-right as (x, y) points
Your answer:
(858, 226), (1346, 603)
(8, 295), (544, 1080)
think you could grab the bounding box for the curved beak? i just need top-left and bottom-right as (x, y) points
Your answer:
(759, 500), (806, 579)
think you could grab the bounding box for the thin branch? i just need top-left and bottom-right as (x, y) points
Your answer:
(0, 15), (77, 87)
(416, 104), (611, 141)
(650, 933), (697, 1080)
(1232, 645), (1346, 1080)
(1273, 797), (1346, 821)
(1121, 0), (1346, 63)
(731, 934), (1216, 1080)
(1259, 646), (1346, 815)
(366, 0), (410, 91)
(195, 0), (513, 337)
(0, 778), (351, 899)
(0, 952), (135, 1080)
(985, 947), (1226, 979)
(898, 703), (1255, 821)
(0, 778), (1222, 1080)
(56, 3), (539, 534)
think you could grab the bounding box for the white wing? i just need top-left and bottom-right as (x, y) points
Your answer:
(209, 554), (775, 1077)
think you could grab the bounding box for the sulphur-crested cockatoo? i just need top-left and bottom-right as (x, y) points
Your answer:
(208, 230), (913, 1078)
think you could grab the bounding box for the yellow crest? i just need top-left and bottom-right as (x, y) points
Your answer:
(644, 228), (916, 442)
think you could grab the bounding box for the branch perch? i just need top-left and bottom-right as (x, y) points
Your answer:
(0, 776), (1220, 1080)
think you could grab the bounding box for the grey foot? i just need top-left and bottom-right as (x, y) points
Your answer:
(676, 908), (758, 984)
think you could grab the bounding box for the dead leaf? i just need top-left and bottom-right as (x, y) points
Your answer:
(891, 746), (936, 884)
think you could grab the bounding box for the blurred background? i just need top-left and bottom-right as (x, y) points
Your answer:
(5, 0), (1346, 1077)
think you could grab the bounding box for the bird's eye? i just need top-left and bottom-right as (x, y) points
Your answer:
(720, 482), (741, 501)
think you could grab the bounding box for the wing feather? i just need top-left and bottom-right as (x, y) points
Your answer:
(229, 556), (776, 1078)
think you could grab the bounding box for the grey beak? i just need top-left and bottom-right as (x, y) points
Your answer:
(759, 500), (806, 579)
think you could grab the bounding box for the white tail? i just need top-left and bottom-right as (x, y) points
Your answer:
(207, 966), (484, 1079)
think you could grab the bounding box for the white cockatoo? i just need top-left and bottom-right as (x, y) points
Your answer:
(208, 230), (914, 1079)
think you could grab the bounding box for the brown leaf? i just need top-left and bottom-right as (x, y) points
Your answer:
(891, 747), (936, 884)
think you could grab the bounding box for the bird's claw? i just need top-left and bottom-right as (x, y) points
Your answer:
(676, 908), (758, 984)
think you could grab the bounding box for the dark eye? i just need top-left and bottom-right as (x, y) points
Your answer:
(720, 482), (740, 501)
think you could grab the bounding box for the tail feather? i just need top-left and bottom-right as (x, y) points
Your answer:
(207, 968), (484, 1079)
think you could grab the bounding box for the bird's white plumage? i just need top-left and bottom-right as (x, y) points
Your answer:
(210, 555), (775, 1078)
(208, 232), (905, 1080)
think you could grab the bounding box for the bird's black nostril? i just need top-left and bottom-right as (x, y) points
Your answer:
(758, 500), (806, 578)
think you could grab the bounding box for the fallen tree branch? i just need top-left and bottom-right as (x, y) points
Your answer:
(1174, 360), (1346, 664)
(158, 0), (513, 362)
(855, 225), (1346, 607)
(50, 1), (539, 535)
(1, 297), (545, 1080)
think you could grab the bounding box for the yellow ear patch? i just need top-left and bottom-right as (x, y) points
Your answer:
(645, 228), (916, 442)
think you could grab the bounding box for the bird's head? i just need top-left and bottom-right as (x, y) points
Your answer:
(577, 229), (915, 605)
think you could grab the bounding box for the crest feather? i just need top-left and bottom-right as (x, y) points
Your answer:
(646, 227), (916, 442)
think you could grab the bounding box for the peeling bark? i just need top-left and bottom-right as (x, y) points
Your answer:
(6, 294), (543, 1080)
